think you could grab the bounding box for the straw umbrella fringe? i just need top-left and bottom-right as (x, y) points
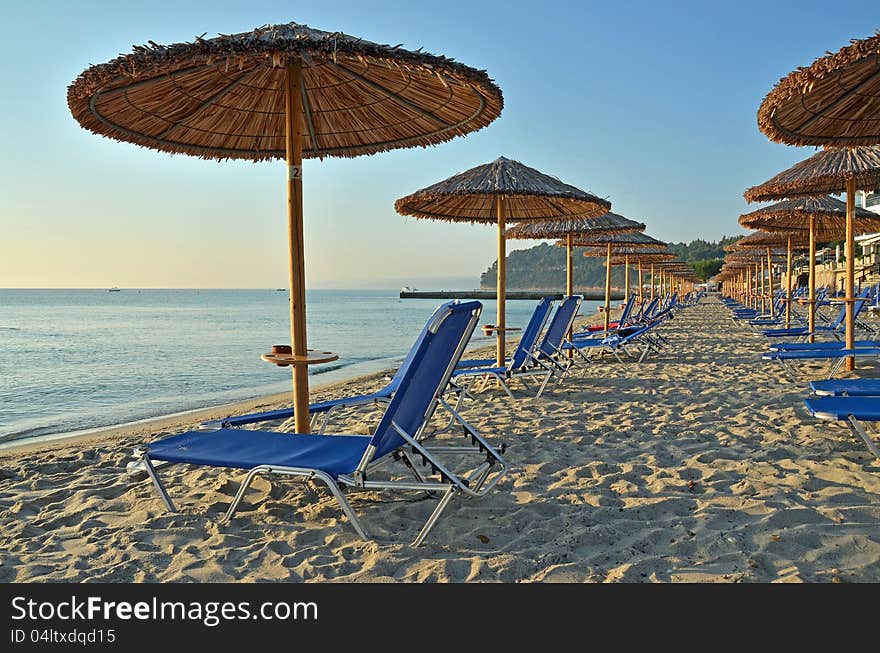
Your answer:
(69, 21), (504, 433)
(396, 157), (611, 369)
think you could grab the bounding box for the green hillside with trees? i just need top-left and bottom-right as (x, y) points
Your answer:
(479, 236), (739, 289)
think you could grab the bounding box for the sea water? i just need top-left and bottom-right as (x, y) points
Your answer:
(0, 289), (599, 446)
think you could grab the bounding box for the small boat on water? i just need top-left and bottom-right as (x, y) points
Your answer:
(108, 287), (121, 292)
(401, 286), (419, 292)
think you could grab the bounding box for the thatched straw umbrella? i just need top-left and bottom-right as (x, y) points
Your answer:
(505, 212), (644, 297)
(730, 232), (806, 319)
(733, 230), (810, 327)
(395, 157), (610, 368)
(572, 231), (663, 330)
(757, 33), (880, 147)
(724, 248), (787, 312)
(606, 249), (675, 305)
(67, 21), (503, 433)
(586, 245), (673, 305)
(744, 147), (880, 361)
(739, 196), (880, 332)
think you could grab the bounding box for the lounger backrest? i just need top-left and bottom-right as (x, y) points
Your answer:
(508, 297), (554, 371)
(639, 297), (659, 319)
(617, 293), (637, 325)
(852, 286), (873, 319)
(536, 295), (581, 358)
(367, 300), (481, 460)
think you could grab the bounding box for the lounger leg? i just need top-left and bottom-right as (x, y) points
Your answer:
(411, 486), (457, 547)
(495, 375), (515, 399)
(846, 416), (880, 460)
(141, 454), (177, 513)
(535, 371), (553, 399)
(223, 467), (370, 541)
(828, 357), (845, 379)
(221, 467), (267, 523)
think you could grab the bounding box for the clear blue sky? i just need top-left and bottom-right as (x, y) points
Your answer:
(1, 0), (876, 288)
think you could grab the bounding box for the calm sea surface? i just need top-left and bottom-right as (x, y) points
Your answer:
(0, 289), (599, 446)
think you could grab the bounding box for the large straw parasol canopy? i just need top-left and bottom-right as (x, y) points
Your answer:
(68, 22), (504, 160)
(757, 33), (880, 147)
(395, 157), (611, 368)
(68, 20), (505, 435)
(743, 146), (880, 202)
(572, 230), (658, 247)
(728, 231), (810, 249)
(739, 195), (880, 235)
(504, 212), (643, 239)
(394, 157), (611, 223)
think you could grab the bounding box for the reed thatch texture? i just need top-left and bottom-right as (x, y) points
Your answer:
(580, 242), (669, 256)
(68, 22), (503, 161)
(571, 230), (660, 248)
(606, 251), (675, 264)
(729, 231), (811, 249)
(505, 212), (640, 238)
(743, 146), (880, 202)
(738, 195), (880, 235)
(757, 33), (880, 147)
(394, 157), (610, 223)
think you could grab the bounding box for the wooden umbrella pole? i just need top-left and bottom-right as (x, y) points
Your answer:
(604, 242), (612, 331)
(565, 235), (574, 360)
(638, 258), (643, 306)
(650, 264), (655, 300)
(845, 178), (856, 371)
(767, 246), (775, 318)
(808, 215), (816, 344)
(284, 62), (310, 433)
(566, 234), (573, 297)
(624, 254), (630, 299)
(759, 257), (766, 314)
(785, 234), (792, 328)
(496, 196), (506, 369)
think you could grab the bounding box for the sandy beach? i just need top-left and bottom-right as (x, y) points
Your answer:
(2, 296), (879, 583)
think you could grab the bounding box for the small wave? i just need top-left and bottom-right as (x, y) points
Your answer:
(0, 327), (21, 331)
(0, 423), (65, 443)
(309, 363), (348, 376)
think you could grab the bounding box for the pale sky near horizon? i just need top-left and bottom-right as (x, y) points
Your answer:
(1, 0), (876, 289)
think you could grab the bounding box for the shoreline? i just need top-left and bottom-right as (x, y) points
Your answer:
(0, 309), (605, 457)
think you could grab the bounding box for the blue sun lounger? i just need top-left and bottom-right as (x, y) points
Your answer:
(803, 395), (880, 459)
(809, 379), (880, 396)
(134, 300), (508, 547)
(456, 297), (553, 369)
(763, 347), (880, 380)
(452, 295), (580, 399)
(761, 287), (872, 339)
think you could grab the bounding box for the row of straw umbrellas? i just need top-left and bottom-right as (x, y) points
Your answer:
(718, 32), (880, 369)
(67, 20), (698, 433)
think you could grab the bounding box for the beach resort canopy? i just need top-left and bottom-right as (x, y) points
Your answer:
(505, 212), (644, 298)
(744, 146), (880, 362)
(757, 33), (880, 147)
(395, 157), (611, 368)
(68, 21), (504, 433)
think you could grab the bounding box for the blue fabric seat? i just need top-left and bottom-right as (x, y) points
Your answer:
(146, 429), (371, 477)
(809, 379), (880, 397)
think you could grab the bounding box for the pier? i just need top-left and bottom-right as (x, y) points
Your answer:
(399, 289), (623, 300)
